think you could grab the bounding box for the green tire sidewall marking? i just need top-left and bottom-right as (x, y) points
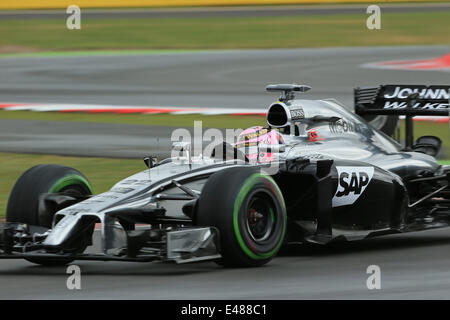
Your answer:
(233, 173), (286, 260)
(48, 174), (93, 194)
(269, 208), (275, 223)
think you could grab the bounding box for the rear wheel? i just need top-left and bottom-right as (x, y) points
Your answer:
(6, 164), (93, 266)
(196, 167), (286, 267)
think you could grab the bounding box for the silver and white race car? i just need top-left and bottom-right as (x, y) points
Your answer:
(1, 83), (450, 268)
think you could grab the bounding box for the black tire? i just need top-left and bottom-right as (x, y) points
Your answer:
(6, 164), (93, 266)
(196, 167), (286, 267)
(364, 115), (399, 137)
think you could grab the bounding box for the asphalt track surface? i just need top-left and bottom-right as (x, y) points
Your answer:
(0, 119), (179, 158)
(2, 46), (450, 299)
(2, 46), (450, 109)
(1, 3), (449, 20)
(2, 228), (450, 299)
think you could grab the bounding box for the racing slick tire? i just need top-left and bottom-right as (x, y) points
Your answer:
(6, 164), (93, 266)
(196, 167), (286, 267)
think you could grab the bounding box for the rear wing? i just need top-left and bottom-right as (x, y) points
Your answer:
(354, 85), (450, 150)
(354, 85), (450, 116)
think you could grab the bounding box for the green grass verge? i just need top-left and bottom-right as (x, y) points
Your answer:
(0, 110), (265, 128)
(0, 49), (205, 58)
(1, 11), (449, 52)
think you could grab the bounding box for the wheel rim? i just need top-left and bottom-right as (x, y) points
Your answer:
(245, 191), (275, 242)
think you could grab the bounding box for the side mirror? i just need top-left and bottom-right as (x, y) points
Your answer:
(171, 141), (192, 164)
(172, 142), (191, 152)
(143, 156), (158, 168)
(413, 136), (441, 157)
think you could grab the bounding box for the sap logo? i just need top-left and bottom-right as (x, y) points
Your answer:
(332, 166), (374, 207)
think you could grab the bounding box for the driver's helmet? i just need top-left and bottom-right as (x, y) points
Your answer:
(235, 126), (285, 163)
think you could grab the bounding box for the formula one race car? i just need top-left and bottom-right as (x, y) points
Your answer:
(1, 83), (450, 267)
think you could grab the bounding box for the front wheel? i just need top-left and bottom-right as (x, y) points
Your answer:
(6, 164), (93, 266)
(196, 167), (286, 267)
